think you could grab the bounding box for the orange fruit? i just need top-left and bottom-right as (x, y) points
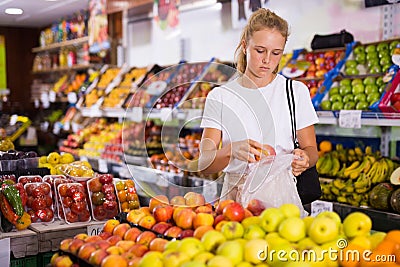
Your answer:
(384, 230), (400, 244)
(339, 243), (364, 267)
(319, 140), (332, 153)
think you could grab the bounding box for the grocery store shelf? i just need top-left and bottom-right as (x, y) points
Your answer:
(32, 36), (89, 53)
(317, 111), (400, 127)
(32, 64), (97, 74)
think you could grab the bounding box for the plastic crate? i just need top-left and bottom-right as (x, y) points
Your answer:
(10, 256), (37, 267)
(37, 252), (54, 267)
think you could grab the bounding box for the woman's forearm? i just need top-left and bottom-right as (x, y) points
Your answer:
(303, 146), (318, 168)
(198, 145), (231, 175)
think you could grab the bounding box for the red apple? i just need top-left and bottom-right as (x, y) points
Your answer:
(128, 243), (149, 257)
(149, 195), (169, 213)
(246, 199), (265, 216)
(107, 235), (123, 246)
(99, 231), (112, 240)
(149, 237), (169, 252)
(223, 202), (245, 222)
(113, 223), (131, 239)
(175, 208), (195, 229)
(213, 214), (225, 227)
(390, 92), (400, 104)
(153, 205), (173, 222)
(215, 199), (234, 215)
(195, 205), (213, 214)
(116, 240), (136, 252)
(138, 215), (156, 229)
(178, 229), (194, 239)
(85, 235), (103, 244)
(151, 222), (172, 235)
(68, 238), (85, 255)
(95, 240), (111, 250)
(88, 248), (109, 266)
(164, 226), (183, 238)
(135, 231), (157, 247)
(193, 212), (214, 229)
(77, 243), (97, 260)
(124, 227), (142, 241)
(59, 238), (73, 252)
(103, 219), (120, 234)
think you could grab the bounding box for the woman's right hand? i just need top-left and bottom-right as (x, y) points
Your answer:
(231, 139), (263, 163)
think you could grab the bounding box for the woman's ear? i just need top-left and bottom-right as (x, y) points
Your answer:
(241, 40), (247, 55)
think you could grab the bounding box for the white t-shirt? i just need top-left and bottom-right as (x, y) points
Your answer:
(200, 74), (319, 174)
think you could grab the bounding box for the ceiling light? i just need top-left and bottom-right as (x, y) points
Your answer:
(5, 8), (23, 15)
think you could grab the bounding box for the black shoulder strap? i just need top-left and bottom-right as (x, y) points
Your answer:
(286, 78), (299, 148)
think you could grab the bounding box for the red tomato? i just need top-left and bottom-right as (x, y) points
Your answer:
(44, 195), (53, 207)
(102, 200), (117, 211)
(25, 184), (35, 196)
(66, 185), (79, 197)
(62, 196), (73, 208)
(40, 184), (51, 195)
(93, 205), (107, 221)
(79, 209), (90, 222)
(28, 210), (38, 223)
(32, 187), (45, 198)
(72, 191), (85, 202)
(65, 212), (78, 223)
(32, 199), (47, 212)
(58, 184), (68, 197)
(70, 202), (86, 214)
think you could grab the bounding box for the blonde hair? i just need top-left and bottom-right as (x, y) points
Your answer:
(234, 8), (289, 74)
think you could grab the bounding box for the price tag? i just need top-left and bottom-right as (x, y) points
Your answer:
(49, 91), (56, 103)
(339, 110), (362, 128)
(130, 107), (143, 122)
(67, 92), (78, 104)
(0, 238), (10, 267)
(53, 123), (61, 135)
(40, 92), (50, 109)
(311, 200), (333, 217)
(147, 81), (167, 96)
(160, 108), (172, 122)
(63, 121), (70, 131)
(9, 114), (18, 126)
(98, 159), (108, 173)
(87, 224), (103, 236)
(81, 156), (88, 162)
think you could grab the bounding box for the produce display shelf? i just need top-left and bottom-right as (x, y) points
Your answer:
(316, 111), (400, 126)
(32, 36), (89, 53)
(32, 64), (97, 74)
(0, 229), (39, 258)
(28, 220), (104, 253)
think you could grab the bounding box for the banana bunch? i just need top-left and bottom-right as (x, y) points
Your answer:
(370, 158), (391, 184)
(343, 155), (374, 180)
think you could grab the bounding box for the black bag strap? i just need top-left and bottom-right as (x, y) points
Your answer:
(285, 78), (299, 149)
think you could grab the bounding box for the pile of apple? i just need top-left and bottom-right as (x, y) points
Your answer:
(298, 49), (344, 79)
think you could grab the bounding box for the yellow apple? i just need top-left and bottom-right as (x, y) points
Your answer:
(241, 216), (261, 229)
(264, 232), (290, 249)
(342, 212), (372, 239)
(220, 221), (244, 240)
(138, 251), (163, 267)
(315, 211), (341, 227)
(278, 217), (306, 242)
(244, 238), (268, 264)
(308, 217), (339, 244)
(216, 240), (243, 265)
(207, 255), (234, 267)
(201, 230), (226, 252)
(243, 224), (266, 240)
(236, 262), (253, 267)
(181, 261), (206, 267)
(259, 207), (285, 233)
(297, 237), (317, 251)
(163, 250), (190, 267)
(279, 203), (301, 218)
(368, 231), (386, 250)
(193, 251), (214, 263)
(178, 237), (205, 259)
(302, 216), (314, 233)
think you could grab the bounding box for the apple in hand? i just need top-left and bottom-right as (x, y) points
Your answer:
(342, 211), (372, 239)
(308, 216), (339, 244)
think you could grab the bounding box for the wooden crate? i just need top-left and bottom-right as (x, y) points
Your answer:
(29, 219), (104, 253)
(0, 229), (38, 258)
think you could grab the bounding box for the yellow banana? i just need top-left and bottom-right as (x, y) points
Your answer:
(330, 187), (340, 196)
(371, 161), (384, 184)
(329, 157), (341, 177)
(377, 159), (389, 183)
(333, 179), (347, 190)
(355, 187), (370, 193)
(365, 146), (372, 155)
(354, 173), (370, 189)
(316, 155), (328, 172)
(336, 163), (347, 179)
(365, 161), (379, 181)
(319, 154), (333, 176)
(337, 196), (347, 203)
(344, 186), (354, 193)
(343, 161), (360, 177)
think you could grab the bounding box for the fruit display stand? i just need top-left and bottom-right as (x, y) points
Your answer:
(1, 228), (39, 259)
(28, 220), (104, 253)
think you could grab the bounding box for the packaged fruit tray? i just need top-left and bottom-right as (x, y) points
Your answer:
(114, 178), (140, 213)
(57, 182), (91, 224)
(341, 39), (399, 77)
(24, 182), (55, 223)
(87, 174), (119, 221)
(379, 66), (400, 113)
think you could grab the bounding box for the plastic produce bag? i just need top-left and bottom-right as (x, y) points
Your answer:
(240, 153), (307, 217)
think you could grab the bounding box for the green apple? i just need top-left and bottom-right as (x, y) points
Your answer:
(351, 83), (364, 95)
(378, 50), (390, 59)
(367, 92), (381, 103)
(302, 216), (314, 233)
(339, 79), (352, 87)
(244, 238), (268, 264)
(265, 242), (297, 266)
(349, 235), (371, 250)
(355, 53), (366, 64)
(308, 217), (339, 244)
(331, 101), (344, 110)
(339, 85), (352, 96)
(342, 211), (372, 239)
(363, 76), (376, 86)
(345, 60), (357, 69)
(369, 65), (382, 74)
(368, 231), (386, 250)
(320, 100), (332, 111)
(264, 232), (290, 248)
(351, 78), (363, 86)
(181, 261), (207, 267)
(164, 239), (180, 251)
(297, 237), (317, 251)
(390, 40), (400, 51)
(378, 84), (386, 94)
(193, 251), (214, 263)
(279, 203), (301, 218)
(178, 237), (205, 259)
(241, 216), (261, 229)
(345, 67), (359, 76)
(380, 56), (392, 66)
(139, 251), (164, 267)
(163, 250), (190, 267)
(343, 94), (355, 103)
(344, 101), (356, 110)
(365, 84), (379, 94)
(356, 101), (369, 110)
(220, 221), (244, 240)
(259, 207), (285, 233)
(207, 255), (233, 267)
(329, 93), (342, 103)
(375, 76), (384, 86)
(382, 64), (391, 72)
(329, 86), (339, 97)
(201, 230), (226, 252)
(366, 52), (378, 61)
(354, 93), (367, 103)
(278, 217), (306, 242)
(353, 45), (365, 55)
(377, 42), (389, 52)
(216, 240), (243, 265)
(243, 224), (266, 240)
(367, 58), (380, 68)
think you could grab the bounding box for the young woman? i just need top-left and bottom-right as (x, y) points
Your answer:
(198, 8), (319, 201)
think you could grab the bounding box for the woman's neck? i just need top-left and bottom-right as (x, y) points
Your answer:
(239, 72), (277, 89)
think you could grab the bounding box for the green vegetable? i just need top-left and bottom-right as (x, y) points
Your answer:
(2, 185), (24, 217)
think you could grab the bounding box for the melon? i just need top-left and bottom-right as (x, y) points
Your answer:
(390, 167), (400, 185)
(390, 188), (400, 213)
(369, 183), (395, 211)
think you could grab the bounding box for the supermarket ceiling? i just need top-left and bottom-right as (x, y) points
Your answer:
(0, 0), (89, 28)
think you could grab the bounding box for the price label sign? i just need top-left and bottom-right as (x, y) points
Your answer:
(339, 110), (362, 128)
(130, 107), (143, 122)
(87, 224), (103, 236)
(49, 91), (56, 103)
(311, 200), (333, 217)
(98, 159), (108, 173)
(160, 108), (172, 122)
(81, 156), (89, 162)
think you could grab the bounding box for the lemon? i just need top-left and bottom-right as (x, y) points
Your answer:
(80, 160), (92, 169)
(39, 156), (48, 164)
(60, 153), (75, 164)
(47, 152), (61, 165)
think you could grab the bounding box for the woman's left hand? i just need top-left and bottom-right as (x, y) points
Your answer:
(292, 148), (310, 176)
